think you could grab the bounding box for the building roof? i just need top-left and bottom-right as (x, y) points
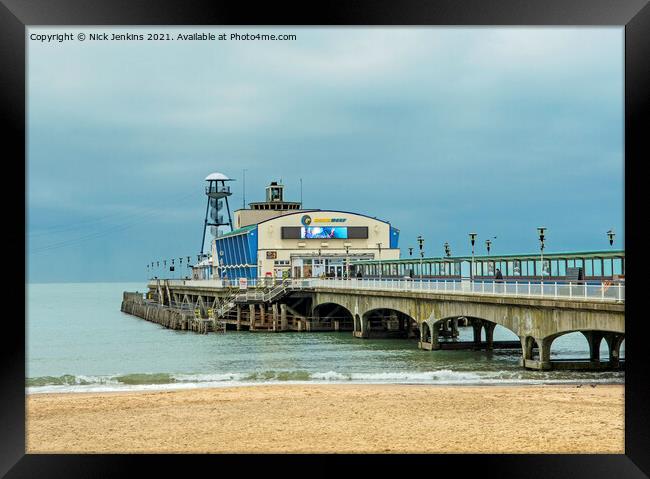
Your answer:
(254, 209), (393, 227)
(356, 249), (625, 264)
(205, 172), (233, 181)
(215, 224), (257, 239)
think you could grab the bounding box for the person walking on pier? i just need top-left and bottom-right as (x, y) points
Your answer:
(495, 268), (503, 282)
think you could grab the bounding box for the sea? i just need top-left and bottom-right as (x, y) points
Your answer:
(26, 282), (625, 394)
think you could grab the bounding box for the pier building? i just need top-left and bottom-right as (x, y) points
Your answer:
(209, 180), (400, 280)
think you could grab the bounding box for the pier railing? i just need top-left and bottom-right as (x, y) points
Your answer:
(149, 278), (624, 303)
(299, 278), (624, 302)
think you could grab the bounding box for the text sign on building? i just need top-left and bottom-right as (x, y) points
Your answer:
(239, 278), (248, 290)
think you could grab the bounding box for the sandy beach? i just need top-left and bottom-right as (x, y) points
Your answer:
(26, 384), (624, 454)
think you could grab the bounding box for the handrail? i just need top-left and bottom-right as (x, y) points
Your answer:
(293, 278), (624, 302)
(151, 278), (624, 303)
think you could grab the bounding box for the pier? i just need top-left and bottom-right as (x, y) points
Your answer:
(121, 277), (624, 371)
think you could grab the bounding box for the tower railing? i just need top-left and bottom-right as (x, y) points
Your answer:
(205, 185), (231, 195)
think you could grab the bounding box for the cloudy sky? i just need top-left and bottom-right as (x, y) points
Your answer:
(27, 27), (624, 283)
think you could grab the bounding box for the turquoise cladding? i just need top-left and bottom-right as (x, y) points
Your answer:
(214, 226), (258, 280)
(390, 226), (399, 249)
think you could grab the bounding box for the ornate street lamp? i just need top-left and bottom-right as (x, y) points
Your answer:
(537, 227), (546, 281)
(376, 242), (383, 279)
(607, 229), (615, 247)
(344, 244), (350, 279)
(444, 242), (451, 258)
(469, 233), (477, 280)
(417, 236), (424, 280)
(485, 239), (492, 255)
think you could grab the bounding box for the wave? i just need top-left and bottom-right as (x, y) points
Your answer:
(26, 368), (625, 394)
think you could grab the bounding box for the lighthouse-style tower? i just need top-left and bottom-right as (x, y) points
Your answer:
(201, 172), (234, 256)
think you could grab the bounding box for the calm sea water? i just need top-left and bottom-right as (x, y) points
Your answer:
(26, 282), (624, 394)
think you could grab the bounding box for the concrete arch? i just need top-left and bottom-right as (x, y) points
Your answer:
(523, 329), (626, 370)
(359, 307), (418, 339)
(312, 302), (354, 331)
(312, 289), (624, 343)
(420, 315), (520, 352)
(548, 331), (592, 360)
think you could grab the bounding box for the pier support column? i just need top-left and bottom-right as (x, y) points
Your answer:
(280, 304), (288, 331)
(430, 325), (439, 350)
(583, 331), (604, 363)
(418, 321), (439, 350)
(355, 316), (369, 339)
(537, 337), (552, 370)
(272, 303), (278, 332)
(259, 305), (266, 327)
(249, 304), (256, 331)
(334, 320), (340, 331)
(605, 333), (625, 368)
(471, 319), (483, 346)
(484, 322), (496, 351)
(236, 306), (241, 331)
(520, 336), (534, 368)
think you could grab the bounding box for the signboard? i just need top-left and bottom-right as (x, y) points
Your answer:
(239, 278), (248, 290)
(301, 226), (348, 239)
(266, 251), (278, 259)
(301, 214), (346, 226)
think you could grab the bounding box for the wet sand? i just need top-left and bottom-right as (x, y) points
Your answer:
(26, 384), (624, 453)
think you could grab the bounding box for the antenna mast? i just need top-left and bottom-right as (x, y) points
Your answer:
(242, 168), (247, 209)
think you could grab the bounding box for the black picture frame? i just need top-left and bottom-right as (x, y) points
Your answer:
(3, 0), (648, 476)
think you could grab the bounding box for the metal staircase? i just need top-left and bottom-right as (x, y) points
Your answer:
(215, 289), (239, 318)
(236, 279), (293, 303)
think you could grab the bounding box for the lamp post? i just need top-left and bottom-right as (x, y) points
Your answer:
(607, 229), (615, 246)
(344, 245), (350, 279)
(537, 227), (546, 281)
(443, 242), (451, 277)
(469, 233), (477, 280)
(408, 247), (413, 257)
(417, 236), (424, 280)
(485, 239), (492, 255)
(318, 248), (321, 278)
(376, 242), (383, 279)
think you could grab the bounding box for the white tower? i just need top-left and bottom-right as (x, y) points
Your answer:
(201, 172), (234, 255)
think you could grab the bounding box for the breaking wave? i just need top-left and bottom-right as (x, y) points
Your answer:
(26, 369), (624, 394)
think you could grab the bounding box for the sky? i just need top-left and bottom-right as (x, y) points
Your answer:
(26, 27), (624, 283)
